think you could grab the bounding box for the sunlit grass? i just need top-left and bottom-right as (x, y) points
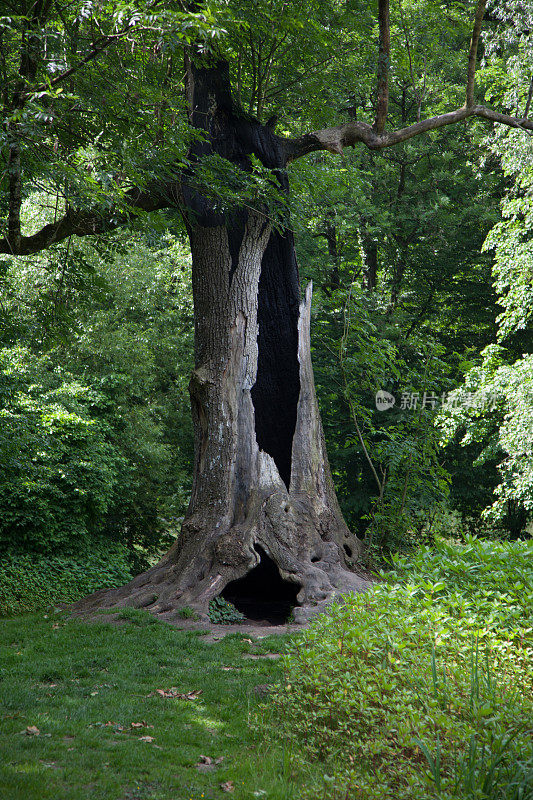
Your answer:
(0, 611), (306, 800)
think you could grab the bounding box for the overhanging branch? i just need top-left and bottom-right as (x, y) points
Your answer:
(0, 186), (175, 255)
(283, 104), (533, 162)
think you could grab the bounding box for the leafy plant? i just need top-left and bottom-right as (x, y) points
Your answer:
(0, 544), (132, 616)
(262, 538), (533, 799)
(208, 597), (246, 624)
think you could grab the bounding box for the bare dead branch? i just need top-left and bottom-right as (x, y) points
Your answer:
(283, 103), (533, 162)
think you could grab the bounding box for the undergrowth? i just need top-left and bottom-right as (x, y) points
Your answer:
(0, 545), (132, 616)
(262, 537), (533, 799)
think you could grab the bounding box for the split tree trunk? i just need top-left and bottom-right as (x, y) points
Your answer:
(73, 58), (369, 623)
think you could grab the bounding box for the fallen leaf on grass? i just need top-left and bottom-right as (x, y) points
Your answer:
(220, 781), (234, 792)
(90, 721), (125, 731)
(25, 726), (40, 736)
(138, 736), (155, 742)
(130, 721), (153, 729)
(177, 690), (202, 700)
(149, 688), (202, 700)
(196, 755), (225, 772)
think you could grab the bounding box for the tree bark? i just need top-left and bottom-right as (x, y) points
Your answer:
(72, 58), (368, 623)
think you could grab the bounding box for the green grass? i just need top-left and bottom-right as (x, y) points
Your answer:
(0, 610), (314, 800)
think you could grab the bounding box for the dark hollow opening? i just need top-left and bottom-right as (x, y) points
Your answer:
(221, 545), (300, 624)
(251, 229), (301, 490)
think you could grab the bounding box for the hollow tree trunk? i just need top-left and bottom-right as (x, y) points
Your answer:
(72, 58), (369, 623)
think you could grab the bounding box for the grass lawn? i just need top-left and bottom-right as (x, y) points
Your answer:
(0, 609), (307, 800)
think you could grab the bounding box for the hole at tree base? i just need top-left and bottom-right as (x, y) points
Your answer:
(221, 545), (300, 625)
(343, 544), (352, 558)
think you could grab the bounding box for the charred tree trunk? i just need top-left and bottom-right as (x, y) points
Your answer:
(73, 59), (368, 624)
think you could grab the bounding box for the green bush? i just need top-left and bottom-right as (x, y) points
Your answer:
(0, 543), (132, 616)
(0, 347), (125, 554)
(0, 229), (195, 563)
(263, 538), (533, 799)
(208, 596), (246, 624)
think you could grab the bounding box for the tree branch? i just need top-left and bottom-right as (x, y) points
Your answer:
(466, 0), (487, 107)
(283, 103), (533, 162)
(0, 186), (174, 255)
(21, 30), (131, 100)
(374, 0), (390, 133)
(3, 0), (530, 257)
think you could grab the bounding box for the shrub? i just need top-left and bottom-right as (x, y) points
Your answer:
(0, 347), (124, 554)
(263, 538), (533, 799)
(208, 597), (246, 624)
(0, 543), (132, 616)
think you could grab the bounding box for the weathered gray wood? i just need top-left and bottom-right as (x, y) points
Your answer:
(72, 233), (369, 622)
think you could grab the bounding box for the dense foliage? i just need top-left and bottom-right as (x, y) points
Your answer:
(1, 208), (194, 586)
(265, 538), (533, 798)
(0, 545), (132, 616)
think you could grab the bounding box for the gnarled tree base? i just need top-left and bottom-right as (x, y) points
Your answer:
(72, 487), (369, 624)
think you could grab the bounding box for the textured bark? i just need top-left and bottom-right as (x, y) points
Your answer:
(71, 58), (369, 623)
(73, 220), (367, 623)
